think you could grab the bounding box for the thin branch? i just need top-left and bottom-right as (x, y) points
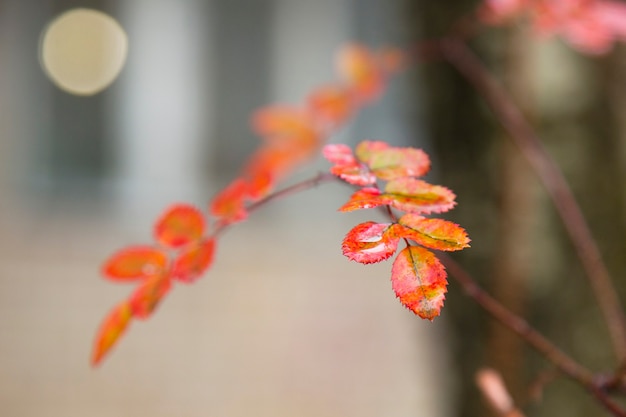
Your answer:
(442, 255), (594, 385)
(476, 368), (527, 417)
(443, 255), (626, 417)
(438, 37), (626, 361)
(213, 172), (339, 237)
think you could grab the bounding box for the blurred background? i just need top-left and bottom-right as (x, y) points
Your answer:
(1, 0), (626, 416)
(0, 1), (452, 417)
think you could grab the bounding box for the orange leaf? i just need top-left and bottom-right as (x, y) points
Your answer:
(154, 204), (205, 248)
(91, 300), (133, 366)
(391, 246), (447, 320)
(384, 178), (456, 214)
(307, 85), (354, 126)
(397, 214), (471, 251)
(342, 222), (400, 264)
(129, 274), (172, 319)
(338, 187), (388, 212)
(355, 140), (431, 180)
(172, 239), (216, 283)
(210, 178), (249, 224)
(102, 246), (168, 281)
(252, 106), (319, 147)
(337, 44), (384, 102)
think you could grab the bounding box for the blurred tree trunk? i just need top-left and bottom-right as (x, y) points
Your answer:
(406, 1), (626, 416)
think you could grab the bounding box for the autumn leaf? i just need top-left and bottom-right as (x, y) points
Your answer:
(307, 85), (354, 126)
(252, 105), (319, 147)
(331, 165), (378, 186)
(355, 140), (431, 180)
(243, 167), (273, 201)
(384, 178), (456, 214)
(397, 213), (471, 251)
(172, 239), (216, 283)
(337, 44), (384, 102)
(102, 246), (168, 281)
(154, 204), (205, 248)
(323, 144), (376, 186)
(391, 246), (448, 320)
(91, 301), (133, 366)
(129, 274), (172, 319)
(338, 187), (389, 212)
(342, 222), (401, 264)
(210, 178), (249, 224)
(322, 144), (357, 165)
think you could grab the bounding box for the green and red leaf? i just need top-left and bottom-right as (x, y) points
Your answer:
(172, 239), (216, 283)
(91, 300), (133, 366)
(338, 187), (388, 212)
(355, 140), (431, 180)
(397, 214), (471, 251)
(342, 221), (401, 264)
(384, 178), (456, 214)
(129, 274), (172, 319)
(154, 204), (205, 248)
(391, 246), (448, 320)
(102, 246), (168, 281)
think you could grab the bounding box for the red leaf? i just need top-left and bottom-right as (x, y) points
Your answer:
(172, 239), (216, 283)
(384, 178), (456, 214)
(355, 140), (431, 180)
(210, 178), (249, 224)
(397, 214), (471, 251)
(129, 274), (172, 319)
(322, 144), (356, 165)
(102, 246), (168, 281)
(307, 85), (354, 126)
(330, 165), (377, 186)
(154, 204), (205, 248)
(338, 187), (388, 212)
(323, 144), (376, 186)
(91, 300), (132, 366)
(337, 44), (384, 102)
(391, 246), (447, 320)
(342, 222), (400, 264)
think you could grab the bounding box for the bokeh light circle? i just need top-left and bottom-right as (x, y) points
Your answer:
(40, 8), (128, 96)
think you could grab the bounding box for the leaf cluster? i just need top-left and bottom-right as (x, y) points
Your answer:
(326, 140), (469, 319)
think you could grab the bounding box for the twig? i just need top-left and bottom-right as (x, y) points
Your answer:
(443, 255), (593, 384)
(476, 368), (527, 417)
(438, 36), (626, 362)
(213, 172), (339, 237)
(443, 255), (626, 417)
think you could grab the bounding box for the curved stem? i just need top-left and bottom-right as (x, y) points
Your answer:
(439, 37), (626, 362)
(213, 172), (339, 237)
